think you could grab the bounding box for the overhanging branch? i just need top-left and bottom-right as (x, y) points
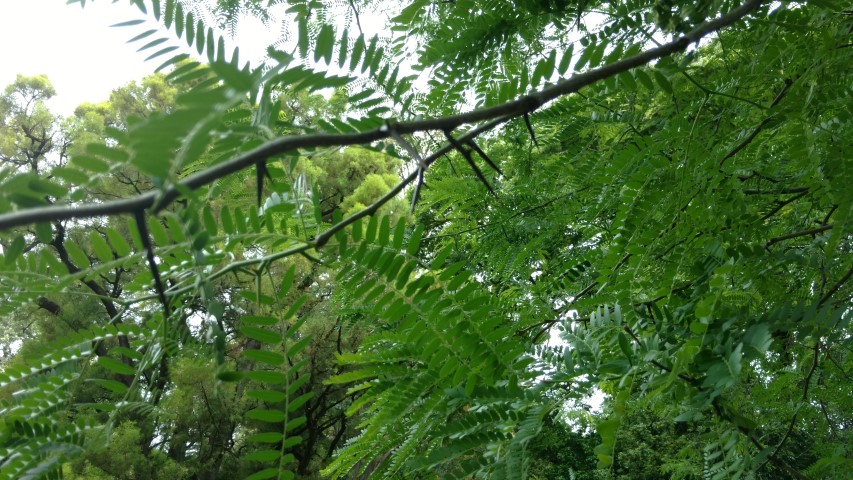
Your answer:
(0, 0), (763, 232)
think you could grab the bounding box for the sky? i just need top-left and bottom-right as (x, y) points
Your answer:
(0, 1), (278, 116)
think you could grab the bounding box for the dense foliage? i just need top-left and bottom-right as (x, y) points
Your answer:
(0, 0), (850, 479)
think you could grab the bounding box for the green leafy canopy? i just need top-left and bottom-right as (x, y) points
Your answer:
(0, 1), (851, 479)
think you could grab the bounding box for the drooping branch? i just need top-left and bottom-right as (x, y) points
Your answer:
(0, 0), (764, 232)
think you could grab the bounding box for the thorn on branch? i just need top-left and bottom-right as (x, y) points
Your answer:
(134, 210), (170, 318)
(411, 168), (424, 214)
(387, 121), (430, 212)
(256, 160), (272, 208)
(443, 130), (496, 197)
(299, 251), (324, 265)
(523, 113), (538, 147)
(466, 139), (503, 176)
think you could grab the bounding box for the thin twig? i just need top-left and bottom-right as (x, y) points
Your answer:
(719, 77), (794, 166)
(765, 224), (833, 248)
(759, 190), (810, 222)
(758, 342), (820, 473)
(819, 263), (853, 306)
(347, 0), (363, 35)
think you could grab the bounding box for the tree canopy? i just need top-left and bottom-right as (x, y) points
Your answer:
(0, 1), (850, 479)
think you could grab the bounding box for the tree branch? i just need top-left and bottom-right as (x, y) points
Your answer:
(0, 0), (764, 231)
(36, 296), (61, 315)
(765, 224), (833, 248)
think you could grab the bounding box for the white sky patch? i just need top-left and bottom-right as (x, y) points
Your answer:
(1, 2), (153, 116)
(0, 2), (285, 117)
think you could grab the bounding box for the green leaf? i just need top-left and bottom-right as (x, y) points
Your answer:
(192, 230), (210, 250)
(210, 61), (253, 91)
(247, 389), (287, 403)
(337, 28), (349, 68)
(111, 19), (146, 27)
(241, 326), (283, 344)
(405, 224), (423, 256)
(97, 356), (136, 376)
(89, 231), (113, 262)
(244, 349), (285, 366)
(362, 35), (378, 74)
(145, 46), (179, 62)
(246, 408), (286, 423)
(88, 379), (128, 394)
(557, 44), (574, 75)
(166, 215), (185, 243)
(618, 332), (633, 362)
(220, 207), (234, 234)
(575, 40), (596, 71)
(350, 34), (365, 71)
(64, 240), (90, 268)
(246, 371), (286, 384)
(147, 218), (170, 246)
(3, 235), (25, 266)
(288, 336), (311, 357)
(50, 167), (90, 185)
(28, 177), (68, 198)
(245, 449), (281, 462)
(156, 53), (190, 73)
(287, 391), (314, 412)
(174, 2), (184, 37)
(297, 16), (309, 59)
(589, 42), (606, 68)
(105, 228), (132, 256)
(35, 222), (53, 243)
(284, 416), (306, 432)
(618, 71), (637, 90)
(430, 245), (453, 269)
(315, 24), (335, 64)
(635, 69), (654, 90)
(137, 37), (169, 53)
(72, 156), (110, 173)
(653, 70), (673, 94)
(378, 216), (390, 246)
